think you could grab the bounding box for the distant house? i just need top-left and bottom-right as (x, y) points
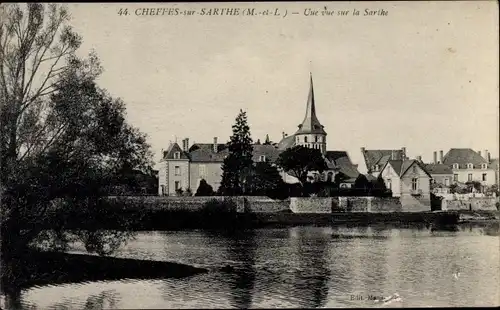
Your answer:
(425, 163), (453, 190)
(360, 147), (408, 177)
(379, 159), (432, 211)
(441, 148), (496, 189)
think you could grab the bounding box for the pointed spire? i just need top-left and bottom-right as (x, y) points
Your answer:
(296, 73), (326, 135)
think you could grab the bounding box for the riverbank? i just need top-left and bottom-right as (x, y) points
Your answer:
(29, 197), (499, 231)
(2, 250), (207, 291)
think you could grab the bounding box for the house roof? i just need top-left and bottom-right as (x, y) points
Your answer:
(362, 149), (405, 172)
(277, 134), (296, 150)
(163, 142), (189, 160)
(384, 159), (432, 178)
(442, 148), (488, 169)
(325, 151), (360, 179)
(425, 163), (453, 175)
(252, 144), (282, 163)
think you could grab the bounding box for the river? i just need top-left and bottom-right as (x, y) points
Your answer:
(2, 225), (499, 309)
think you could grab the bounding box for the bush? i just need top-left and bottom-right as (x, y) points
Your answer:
(195, 179), (214, 196)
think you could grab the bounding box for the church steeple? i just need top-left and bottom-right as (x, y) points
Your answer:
(296, 73), (326, 135)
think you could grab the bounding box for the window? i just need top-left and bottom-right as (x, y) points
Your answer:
(175, 166), (181, 176)
(453, 163), (459, 169)
(304, 137), (308, 143)
(444, 178), (449, 186)
(322, 136), (325, 142)
(161, 185), (165, 196)
(315, 136), (318, 142)
(259, 155), (266, 162)
(199, 164), (206, 177)
(386, 179), (392, 190)
(174, 152), (180, 159)
(411, 178), (418, 191)
(412, 165), (417, 173)
(481, 164), (487, 169)
(374, 165), (379, 171)
(467, 163), (473, 169)
(296, 136), (299, 143)
(467, 173), (472, 181)
(482, 173), (487, 181)
(453, 174), (458, 182)
(175, 181), (180, 190)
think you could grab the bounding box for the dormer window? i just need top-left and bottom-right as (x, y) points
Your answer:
(374, 165), (380, 171)
(174, 152), (180, 159)
(453, 163), (459, 169)
(259, 155), (266, 162)
(481, 163), (487, 169)
(467, 163), (473, 169)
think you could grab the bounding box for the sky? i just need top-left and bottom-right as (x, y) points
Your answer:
(65, 2), (499, 168)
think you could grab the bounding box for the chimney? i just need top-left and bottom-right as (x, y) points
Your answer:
(401, 147), (407, 160)
(185, 138), (189, 152)
(440, 150), (444, 164)
(282, 131), (286, 139)
(391, 150), (395, 160)
(417, 155), (422, 162)
(478, 150), (481, 157)
(484, 149), (490, 163)
(213, 137), (218, 153)
(433, 151), (437, 164)
(361, 147), (366, 153)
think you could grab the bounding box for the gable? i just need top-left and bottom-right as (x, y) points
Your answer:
(400, 161), (432, 178)
(164, 143), (189, 160)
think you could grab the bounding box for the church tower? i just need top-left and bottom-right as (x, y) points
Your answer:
(294, 74), (327, 154)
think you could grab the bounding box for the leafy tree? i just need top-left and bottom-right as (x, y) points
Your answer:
(372, 176), (388, 190)
(334, 172), (348, 187)
(276, 145), (327, 185)
(354, 174), (370, 190)
(219, 110), (253, 195)
(247, 161), (285, 197)
(0, 4), (152, 283)
(195, 179), (214, 196)
(465, 181), (482, 193)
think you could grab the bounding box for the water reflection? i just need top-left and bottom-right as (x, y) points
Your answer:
(225, 231), (257, 309)
(3, 225), (499, 309)
(291, 228), (330, 308)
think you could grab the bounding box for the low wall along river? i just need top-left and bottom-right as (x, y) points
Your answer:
(107, 195), (479, 213)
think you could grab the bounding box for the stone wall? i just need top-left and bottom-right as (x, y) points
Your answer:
(290, 197), (333, 213)
(442, 198), (498, 211)
(337, 197), (402, 212)
(400, 195), (431, 212)
(370, 197), (403, 212)
(243, 197), (290, 213)
(107, 196), (289, 213)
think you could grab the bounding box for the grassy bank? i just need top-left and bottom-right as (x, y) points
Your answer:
(2, 250), (207, 291)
